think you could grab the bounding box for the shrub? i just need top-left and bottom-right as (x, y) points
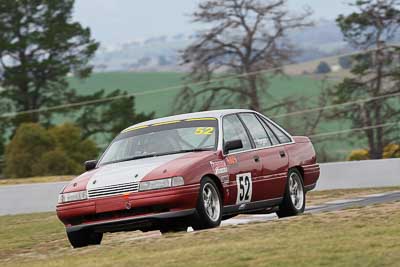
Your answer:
(48, 123), (98, 164)
(315, 61), (331, 74)
(347, 149), (370, 161)
(338, 56), (352, 69)
(5, 123), (98, 178)
(32, 149), (82, 176)
(383, 144), (400, 159)
(347, 144), (400, 161)
(5, 123), (55, 178)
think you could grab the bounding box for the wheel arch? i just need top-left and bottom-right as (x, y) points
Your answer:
(289, 166), (304, 182)
(201, 174), (224, 202)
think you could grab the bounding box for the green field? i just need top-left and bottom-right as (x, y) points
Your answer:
(67, 72), (328, 118)
(1, 187), (400, 267)
(68, 72), (185, 117)
(66, 72), (361, 160)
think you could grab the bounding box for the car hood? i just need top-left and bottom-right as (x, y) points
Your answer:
(86, 153), (192, 190)
(63, 151), (218, 193)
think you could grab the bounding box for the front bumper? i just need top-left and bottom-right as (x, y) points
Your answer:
(57, 184), (199, 232)
(67, 209), (196, 233)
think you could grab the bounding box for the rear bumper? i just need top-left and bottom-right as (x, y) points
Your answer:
(303, 164), (320, 191)
(57, 184), (199, 232)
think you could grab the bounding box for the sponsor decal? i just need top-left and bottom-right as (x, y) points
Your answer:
(195, 127), (215, 135)
(210, 160), (228, 175)
(220, 175), (229, 184)
(226, 155), (238, 166)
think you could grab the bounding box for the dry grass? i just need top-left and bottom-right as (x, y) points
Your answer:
(1, 187), (399, 267)
(307, 186), (400, 206)
(0, 176), (74, 186)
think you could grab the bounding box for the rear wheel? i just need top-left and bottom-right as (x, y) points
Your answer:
(67, 229), (103, 248)
(192, 177), (222, 230)
(276, 169), (305, 218)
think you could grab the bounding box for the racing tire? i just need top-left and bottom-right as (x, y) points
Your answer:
(192, 177), (222, 230)
(276, 169), (305, 218)
(67, 229), (103, 248)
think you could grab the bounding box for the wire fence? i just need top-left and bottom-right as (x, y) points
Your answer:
(1, 44), (400, 162)
(1, 43), (399, 119)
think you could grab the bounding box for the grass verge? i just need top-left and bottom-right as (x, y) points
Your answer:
(0, 187), (399, 266)
(307, 186), (400, 205)
(0, 176), (74, 186)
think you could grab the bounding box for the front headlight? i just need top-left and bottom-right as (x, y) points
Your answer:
(58, 190), (87, 204)
(139, 176), (184, 191)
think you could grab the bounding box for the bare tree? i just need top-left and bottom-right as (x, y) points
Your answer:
(175, 0), (312, 113)
(330, 0), (400, 159)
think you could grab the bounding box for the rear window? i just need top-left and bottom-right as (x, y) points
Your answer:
(259, 116), (292, 144)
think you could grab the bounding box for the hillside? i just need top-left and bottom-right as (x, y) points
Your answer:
(67, 72), (332, 117)
(66, 71), (364, 161)
(91, 20), (349, 72)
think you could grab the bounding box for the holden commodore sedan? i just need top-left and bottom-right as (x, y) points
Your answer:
(57, 109), (320, 248)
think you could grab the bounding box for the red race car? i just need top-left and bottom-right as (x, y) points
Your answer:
(57, 109), (320, 248)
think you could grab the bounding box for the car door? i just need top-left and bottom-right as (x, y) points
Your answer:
(238, 113), (289, 201)
(222, 114), (262, 206)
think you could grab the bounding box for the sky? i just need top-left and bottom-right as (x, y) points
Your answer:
(73, 0), (352, 45)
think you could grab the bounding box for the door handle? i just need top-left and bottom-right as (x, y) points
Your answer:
(279, 150), (286, 158)
(253, 155), (260, 162)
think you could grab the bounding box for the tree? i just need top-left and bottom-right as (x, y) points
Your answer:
(0, 0), (99, 127)
(5, 123), (98, 178)
(70, 90), (155, 141)
(315, 61), (331, 74)
(338, 56), (353, 69)
(330, 0), (400, 159)
(176, 0), (312, 113)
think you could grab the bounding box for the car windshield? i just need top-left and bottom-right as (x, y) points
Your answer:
(98, 118), (219, 165)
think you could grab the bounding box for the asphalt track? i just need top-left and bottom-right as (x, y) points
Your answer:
(111, 190), (400, 239)
(0, 158), (399, 215)
(222, 190), (400, 226)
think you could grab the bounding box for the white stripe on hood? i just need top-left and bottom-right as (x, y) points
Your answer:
(87, 153), (189, 190)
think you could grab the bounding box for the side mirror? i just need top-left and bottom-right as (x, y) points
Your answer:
(84, 160), (98, 171)
(224, 139), (243, 154)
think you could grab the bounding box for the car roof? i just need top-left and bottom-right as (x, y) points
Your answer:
(122, 109), (254, 132)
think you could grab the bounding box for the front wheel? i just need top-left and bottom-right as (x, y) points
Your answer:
(276, 169), (305, 218)
(192, 177), (222, 230)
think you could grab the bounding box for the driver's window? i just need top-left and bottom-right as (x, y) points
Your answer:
(223, 115), (251, 153)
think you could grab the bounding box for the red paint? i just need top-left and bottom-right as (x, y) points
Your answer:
(285, 136), (320, 187)
(57, 184), (199, 225)
(57, 134), (319, 230)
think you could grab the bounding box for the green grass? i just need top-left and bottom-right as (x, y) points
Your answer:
(1, 188), (400, 267)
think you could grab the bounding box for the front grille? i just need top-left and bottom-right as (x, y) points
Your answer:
(88, 182), (139, 198)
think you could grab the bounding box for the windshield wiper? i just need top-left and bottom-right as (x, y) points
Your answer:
(102, 154), (160, 165)
(174, 148), (213, 153)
